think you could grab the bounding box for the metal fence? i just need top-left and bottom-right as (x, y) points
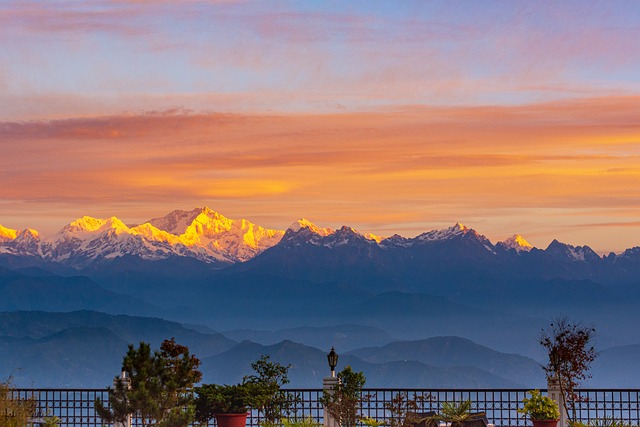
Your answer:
(9, 388), (640, 427)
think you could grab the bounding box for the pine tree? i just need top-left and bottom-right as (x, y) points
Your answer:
(95, 338), (202, 427)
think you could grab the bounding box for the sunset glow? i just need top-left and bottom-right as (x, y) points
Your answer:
(1, 1), (640, 253)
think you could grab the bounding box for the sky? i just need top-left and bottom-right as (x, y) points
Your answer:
(1, 0), (640, 254)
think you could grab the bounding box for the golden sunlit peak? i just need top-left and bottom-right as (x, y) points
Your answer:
(66, 216), (128, 233)
(452, 223), (468, 232)
(289, 219), (334, 236)
(364, 233), (384, 243)
(501, 234), (534, 252)
(0, 224), (18, 241)
(19, 228), (40, 239)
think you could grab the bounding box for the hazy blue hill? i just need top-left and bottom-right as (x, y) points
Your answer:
(347, 336), (545, 388)
(339, 357), (525, 388)
(588, 343), (640, 387)
(222, 324), (396, 352)
(201, 340), (328, 386)
(200, 339), (529, 388)
(84, 255), (224, 306)
(0, 310), (237, 359)
(0, 326), (126, 387)
(0, 268), (162, 316)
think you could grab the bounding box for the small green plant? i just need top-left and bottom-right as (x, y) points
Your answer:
(282, 417), (324, 427)
(42, 415), (61, 427)
(435, 400), (473, 424)
(518, 390), (560, 421)
(360, 417), (386, 427)
(588, 419), (635, 427)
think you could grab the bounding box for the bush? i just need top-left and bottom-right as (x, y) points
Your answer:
(518, 390), (560, 421)
(0, 377), (37, 427)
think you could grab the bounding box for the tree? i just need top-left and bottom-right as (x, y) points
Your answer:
(1, 377), (37, 427)
(96, 338), (202, 427)
(539, 318), (597, 423)
(320, 366), (366, 427)
(243, 355), (297, 424)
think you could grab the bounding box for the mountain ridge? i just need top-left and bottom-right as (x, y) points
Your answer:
(3, 208), (639, 270)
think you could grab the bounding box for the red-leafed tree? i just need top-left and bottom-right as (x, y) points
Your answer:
(539, 317), (597, 423)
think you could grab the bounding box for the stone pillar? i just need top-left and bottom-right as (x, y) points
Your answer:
(323, 376), (341, 427)
(547, 376), (568, 427)
(114, 370), (132, 427)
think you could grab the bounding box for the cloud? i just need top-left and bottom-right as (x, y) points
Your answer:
(2, 96), (640, 248)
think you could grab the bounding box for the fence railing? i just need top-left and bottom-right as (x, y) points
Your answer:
(10, 388), (640, 427)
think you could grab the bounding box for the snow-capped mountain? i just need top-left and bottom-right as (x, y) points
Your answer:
(498, 234), (534, 253)
(0, 208), (284, 267)
(281, 219), (380, 248)
(545, 239), (601, 262)
(147, 207), (284, 262)
(1, 209), (640, 277)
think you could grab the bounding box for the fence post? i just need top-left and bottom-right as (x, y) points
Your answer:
(323, 376), (340, 427)
(114, 369), (132, 427)
(547, 376), (568, 427)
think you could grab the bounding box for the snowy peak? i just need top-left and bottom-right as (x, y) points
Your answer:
(415, 223), (471, 242)
(147, 207), (215, 235)
(499, 234), (534, 252)
(287, 218), (334, 236)
(0, 225), (40, 256)
(62, 216), (128, 235)
(0, 224), (18, 242)
(545, 239), (601, 262)
(158, 207), (284, 261)
(283, 220), (382, 248)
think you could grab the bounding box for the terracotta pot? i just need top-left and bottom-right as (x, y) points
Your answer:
(532, 419), (559, 427)
(214, 412), (249, 427)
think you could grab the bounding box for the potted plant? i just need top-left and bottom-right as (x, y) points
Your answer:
(434, 400), (488, 427)
(195, 383), (264, 427)
(518, 390), (560, 427)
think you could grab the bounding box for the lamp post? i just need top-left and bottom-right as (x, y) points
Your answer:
(327, 346), (338, 378)
(323, 347), (340, 427)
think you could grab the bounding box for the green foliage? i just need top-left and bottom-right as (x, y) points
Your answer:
(244, 355), (298, 423)
(0, 378), (37, 427)
(320, 366), (367, 427)
(384, 391), (428, 427)
(518, 390), (560, 421)
(95, 338), (202, 427)
(360, 417), (386, 427)
(591, 419), (635, 427)
(569, 419), (637, 427)
(282, 417), (324, 427)
(195, 383), (258, 417)
(540, 318), (597, 423)
(196, 354), (296, 423)
(434, 400), (473, 423)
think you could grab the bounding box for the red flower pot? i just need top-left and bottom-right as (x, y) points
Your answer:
(532, 420), (559, 427)
(214, 413), (249, 427)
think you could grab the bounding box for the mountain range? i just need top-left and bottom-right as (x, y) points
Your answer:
(2, 207), (640, 388)
(2, 207), (638, 271)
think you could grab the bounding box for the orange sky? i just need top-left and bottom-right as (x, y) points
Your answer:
(2, 96), (640, 253)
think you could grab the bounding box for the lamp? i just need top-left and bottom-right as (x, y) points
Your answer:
(327, 347), (338, 377)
